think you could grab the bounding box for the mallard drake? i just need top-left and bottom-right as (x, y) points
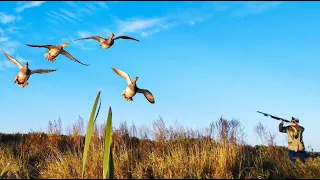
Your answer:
(112, 67), (155, 104)
(25, 42), (89, 66)
(74, 33), (139, 49)
(2, 50), (57, 88)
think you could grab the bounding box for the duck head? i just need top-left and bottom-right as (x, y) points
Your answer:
(110, 33), (115, 39)
(61, 42), (70, 47)
(132, 76), (139, 84)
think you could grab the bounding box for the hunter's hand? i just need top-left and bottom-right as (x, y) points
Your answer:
(279, 119), (283, 124)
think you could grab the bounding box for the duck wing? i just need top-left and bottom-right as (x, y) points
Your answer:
(31, 69), (57, 75)
(113, 36), (139, 42)
(25, 44), (55, 50)
(2, 50), (23, 69)
(60, 49), (90, 66)
(136, 88), (155, 104)
(112, 67), (132, 85)
(74, 36), (106, 43)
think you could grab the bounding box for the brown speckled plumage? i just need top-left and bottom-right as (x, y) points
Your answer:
(2, 50), (57, 88)
(112, 67), (155, 104)
(25, 42), (89, 66)
(74, 33), (139, 50)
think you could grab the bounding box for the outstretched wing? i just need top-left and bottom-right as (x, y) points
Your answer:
(112, 67), (132, 85)
(25, 44), (54, 49)
(2, 50), (23, 69)
(136, 88), (155, 104)
(31, 69), (57, 75)
(74, 36), (105, 42)
(113, 36), (139, 42)
(60, 50), (90, 66)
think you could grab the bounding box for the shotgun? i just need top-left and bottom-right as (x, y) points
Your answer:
(256, 111), (291, 123)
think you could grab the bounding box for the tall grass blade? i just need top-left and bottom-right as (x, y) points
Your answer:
(0, 163), (14, 179)
(108, 143), (115, 179)
(103, 106), (113, 179)
(82, 90), (101, 178)
(94, 99), (102, 124)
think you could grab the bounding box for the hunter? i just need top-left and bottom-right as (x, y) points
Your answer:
(279, 117), (307, 163)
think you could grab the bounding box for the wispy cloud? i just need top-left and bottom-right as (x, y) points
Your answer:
(75, 27), (111, 39)
(86, 3), (98, 12)
(231, 2), (283, 17)
(114, 8), (213, 37)
(0, 59), (15, 69)
(59, 9), (78, 19)
(115, 17), (166, 36)
(45, 8), (82, 24)
(0, 37), (9, 43)
(0, 40), (20, 55)
(6, 26), (21, 34)
(46, 2), (108, 24)
(94, 2), (108, 9)
(0, 12), (18, 24)
(0, 28), (5, 39)
(15, 1), (46, 13)
(0, 30), (29, 70)
(46, 11), (76, 24)
(15, 55), (29, 64)
(77, 31), (91, 38)
(140, 29), (161, 37)
(0, 27), (22, 60)
(64, 2), (74, 6)
(0, 28), (9, 44)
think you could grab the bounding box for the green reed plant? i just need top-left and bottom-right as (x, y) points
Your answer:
(81, 89), (114, 179)
(82, 90), (101, 178)
(103, 106), (114, 179)
(0, 162), (15, 179)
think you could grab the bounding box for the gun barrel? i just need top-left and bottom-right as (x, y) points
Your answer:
(257, 111), (290, 122)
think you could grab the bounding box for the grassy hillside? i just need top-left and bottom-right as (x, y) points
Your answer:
(1, 117), (319, 179)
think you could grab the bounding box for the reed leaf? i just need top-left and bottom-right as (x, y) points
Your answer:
(108, 143), (115, 179)
(103, 106), (113, 179)
(94, 98), (102, 124)
(0, 163), (14, 179)
(82, 90), (101, 178)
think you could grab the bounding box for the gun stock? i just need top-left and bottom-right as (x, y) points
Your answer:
(257, 111), (290, 123)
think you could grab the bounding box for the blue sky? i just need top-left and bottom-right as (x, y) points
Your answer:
(0, 1), (319, 151)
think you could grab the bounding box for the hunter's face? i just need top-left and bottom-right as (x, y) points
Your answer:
(291, 121), (297, 126)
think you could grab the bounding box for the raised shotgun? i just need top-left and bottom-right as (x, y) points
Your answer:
(256, 111), (291, 123)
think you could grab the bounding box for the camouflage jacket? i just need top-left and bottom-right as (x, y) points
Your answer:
(279, 122), (305, 152)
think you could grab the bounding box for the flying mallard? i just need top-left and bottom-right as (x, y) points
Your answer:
(112, 67), (155, 104)
(74, 33), (139, 49)
(2, 50), (57, 88)
(25, 42), (89, 66)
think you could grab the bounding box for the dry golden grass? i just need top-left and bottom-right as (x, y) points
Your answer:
(1, 117), (319, 179)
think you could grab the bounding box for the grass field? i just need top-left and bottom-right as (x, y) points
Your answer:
(1, 91), (319, 179)
(1, 116), (320, 179)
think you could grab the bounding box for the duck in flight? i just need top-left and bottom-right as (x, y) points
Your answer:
(74, 33), (139, 50)
(25, 42), (89, 66)
(112, 67), (155, 104)
(2, 50), (57, 88)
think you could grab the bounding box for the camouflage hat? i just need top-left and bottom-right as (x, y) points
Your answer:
(291, 117), (299, 123)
